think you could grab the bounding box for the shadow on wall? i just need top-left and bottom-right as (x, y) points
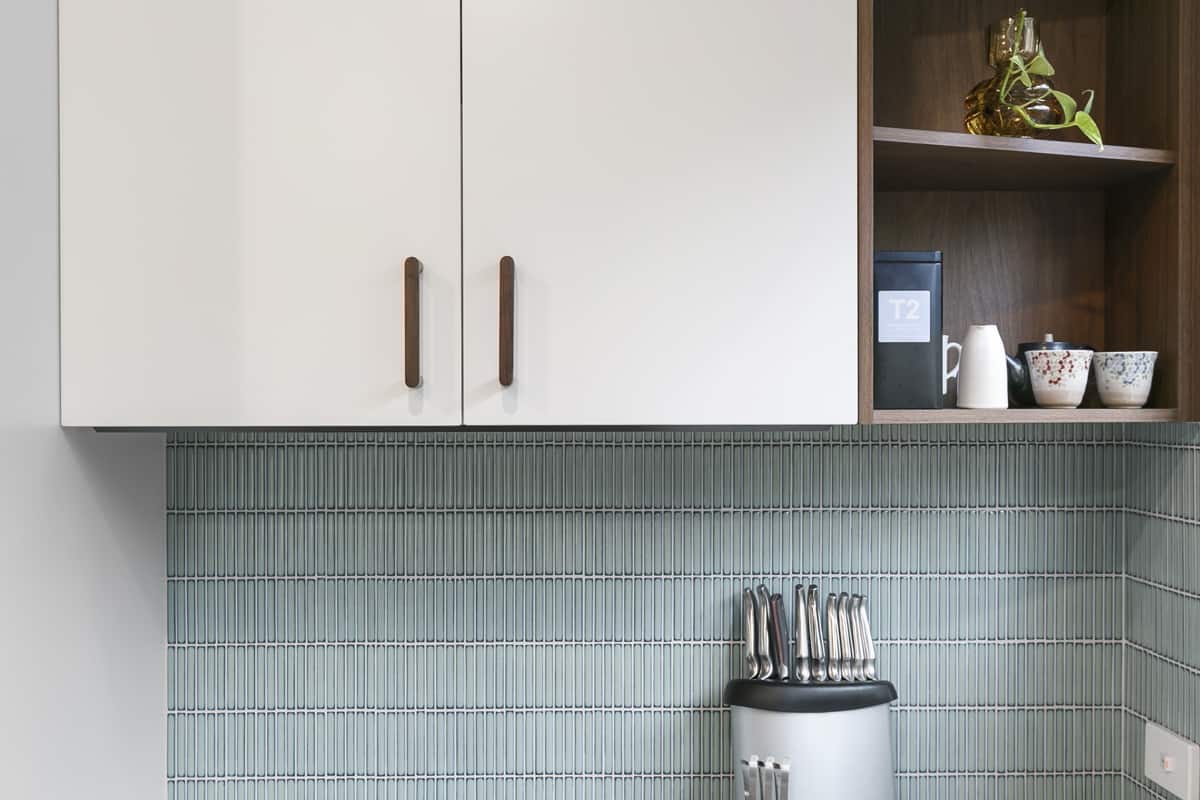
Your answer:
(0, 425), (165, 798)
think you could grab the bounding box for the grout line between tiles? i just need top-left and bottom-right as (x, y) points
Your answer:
(1126, 773), (1172, 799)
(164, 439), (1125, 449)
(1125, 642), (1200, 678)
(1120, 424), (1128, 788)
(166, 505), (1128, 515)
(1123, 440), (1200, 453)
(166, 704), (1123, 716)
(167, 774), (733, 783)
(166, 638), (1123, 649)
(1127, 574), (1200, 601)
(894, 770), (1125, 778)
(166, 769), (1127, 783)
(1126, 506), (1200, 526)
(165, 571), (1125, 583)
(1127, 707), (1152, 724)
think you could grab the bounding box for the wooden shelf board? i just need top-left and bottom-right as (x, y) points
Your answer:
(871, 408), (1178, 424)
(874, 127), (1176, 191)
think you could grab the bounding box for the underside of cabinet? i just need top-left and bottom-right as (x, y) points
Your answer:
(858, 0), (1199, 423)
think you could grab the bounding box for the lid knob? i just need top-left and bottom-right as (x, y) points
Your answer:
(1043, 333), (1055, 343)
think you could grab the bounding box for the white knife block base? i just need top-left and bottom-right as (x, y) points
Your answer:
(731, 701), (895, 799)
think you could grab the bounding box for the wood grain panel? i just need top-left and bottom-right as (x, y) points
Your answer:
(874, 407), (1176, 424)
(874, 0), (1106, 137)
(1179, 0), (1200, 417)
(874, 126), (1174, 191)
(1105, 0), (1177, 150)
(858, 0), (875, 422)
(875, 191), (1106, 407)
(1104, 0), (1188, 414)
(1105, 173), (1178, 410)
(868, 0), (1188, 420)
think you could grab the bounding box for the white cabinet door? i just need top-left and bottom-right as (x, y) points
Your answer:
(60, 0), (461, 427)
(462, 0), (858, 426)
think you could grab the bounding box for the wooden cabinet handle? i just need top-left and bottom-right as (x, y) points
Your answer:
(499, 256), (514, 387)
(404, 257), (421, 388)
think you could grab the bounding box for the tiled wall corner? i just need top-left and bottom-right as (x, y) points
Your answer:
(167, 426), (1128, 799)
(1123, 424), (1200, 799)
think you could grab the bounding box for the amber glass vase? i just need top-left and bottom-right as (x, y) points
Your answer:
(964, 16), (1063, 137)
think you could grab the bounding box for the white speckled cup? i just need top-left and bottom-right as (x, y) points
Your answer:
(1025, 349), (1093, 409)
(1093, 352), (1157, 409)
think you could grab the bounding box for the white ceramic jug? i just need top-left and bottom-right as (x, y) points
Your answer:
(957, 324), (1008, 409)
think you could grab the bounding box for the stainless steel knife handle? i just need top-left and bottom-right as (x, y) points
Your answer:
(758, 762), (777, 800)
(825, 593), (841, 681)
(793, 585), (810, 682)
(848, 594), (866, 681)
(768, 593), (789, 682)
(743, 588), (760, 679)
(836, 593), (854, 681)
(859, 594), (878, 680)
(756, 585), (774, 680)
(807, 585), (826, 681)
(742, 757), (763, 800)
(772, 761), (790, 800)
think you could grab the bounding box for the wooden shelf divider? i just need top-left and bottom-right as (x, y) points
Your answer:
(872, 408), (1178, 425)
(875, 126), (1175, 191)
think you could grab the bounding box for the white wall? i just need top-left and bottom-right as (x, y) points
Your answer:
(0, 1), (166, 797)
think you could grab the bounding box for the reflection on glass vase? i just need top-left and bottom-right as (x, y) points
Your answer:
(964, 15), (1063, 137)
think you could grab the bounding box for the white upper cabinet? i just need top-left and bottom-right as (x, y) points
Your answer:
(461, 0), (858, 425)
(60, 0), (462, 426)
(61, 0), (858, 428)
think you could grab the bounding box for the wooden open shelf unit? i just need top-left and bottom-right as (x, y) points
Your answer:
(874, 408), (1178, 425)
(875, 126), (1175, 190)
(858, 0), (1199, 425)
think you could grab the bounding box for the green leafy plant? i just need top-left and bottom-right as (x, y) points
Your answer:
(1000, 9), (1104, 148)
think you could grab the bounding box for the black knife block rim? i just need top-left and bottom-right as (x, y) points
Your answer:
(724, 678), (898, 714)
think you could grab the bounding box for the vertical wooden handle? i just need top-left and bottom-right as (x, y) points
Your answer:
(404, 257), (421, 388)
(499, 256), (515, 387)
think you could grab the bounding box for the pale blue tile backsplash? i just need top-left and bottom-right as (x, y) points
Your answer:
(1123, 425), (1200, 799)
(165, 425), (1191, 799)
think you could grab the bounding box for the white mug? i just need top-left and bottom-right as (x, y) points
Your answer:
(957, 324), (1009, 409)
(942, 334), (962, 396)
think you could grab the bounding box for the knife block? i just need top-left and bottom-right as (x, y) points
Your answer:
(725, 680), (897, 799)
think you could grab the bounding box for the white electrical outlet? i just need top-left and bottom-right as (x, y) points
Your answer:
(1146, 722), (1200, 800)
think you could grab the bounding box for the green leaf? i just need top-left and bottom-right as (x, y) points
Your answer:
(1026, 48), (1056, 76)
(1081, 89), (1095, 115)
(1074, 110), (1104, 149)
(1051, 90), (1077, 121)
(1010, 54), (1033, 87)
